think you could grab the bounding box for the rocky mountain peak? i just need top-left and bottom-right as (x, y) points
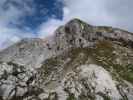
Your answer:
(54, 18), (133, 52)
(0, 19), (133, 100)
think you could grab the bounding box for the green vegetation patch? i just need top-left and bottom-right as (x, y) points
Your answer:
(41, 39), (133, 84)
(69, 40), (133, 83)
(67, 93), (76, 100)
(89, 40), (133, 83)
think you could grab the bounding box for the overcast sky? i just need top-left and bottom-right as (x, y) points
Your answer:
(0, 0), (133, 49)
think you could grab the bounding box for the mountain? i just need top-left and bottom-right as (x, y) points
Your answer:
(0, 19), (133, 100)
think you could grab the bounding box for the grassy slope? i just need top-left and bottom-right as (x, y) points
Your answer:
(41, 40), (133, 84)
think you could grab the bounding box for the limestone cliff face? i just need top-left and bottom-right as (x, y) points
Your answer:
(0, 19), (133, 100)
(54, 19), (133, 50)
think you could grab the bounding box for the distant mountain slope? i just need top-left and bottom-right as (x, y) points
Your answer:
(0, 19), (133, 100)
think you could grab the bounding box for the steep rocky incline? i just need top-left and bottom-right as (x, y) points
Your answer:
(0, 38), (55, 69)
(0, 19), (133, 100)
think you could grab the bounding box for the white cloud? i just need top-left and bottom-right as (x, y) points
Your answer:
(61, 0), (114, 26)
(37, 19), (66, 38)
(62, 0), (133, 31)
(0, 0), (35, 25)
(0, 0), (35, 50)
(0, 25), (36, 49)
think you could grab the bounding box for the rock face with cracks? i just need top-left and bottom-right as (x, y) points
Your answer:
(0, 19), (133, 100)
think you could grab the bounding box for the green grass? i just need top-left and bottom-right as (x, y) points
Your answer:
(41, 39), (133, 84)
(89, 40), (133, 83)
(70, 40), (133, 83)
(67, 93), (76, 100)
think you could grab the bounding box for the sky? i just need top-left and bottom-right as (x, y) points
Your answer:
(0, 0), (133, 49)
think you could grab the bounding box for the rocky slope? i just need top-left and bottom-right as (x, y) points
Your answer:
(0, 19), (133, 100)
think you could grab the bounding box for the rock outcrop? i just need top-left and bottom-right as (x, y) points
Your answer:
(0, 19), (133, 100)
